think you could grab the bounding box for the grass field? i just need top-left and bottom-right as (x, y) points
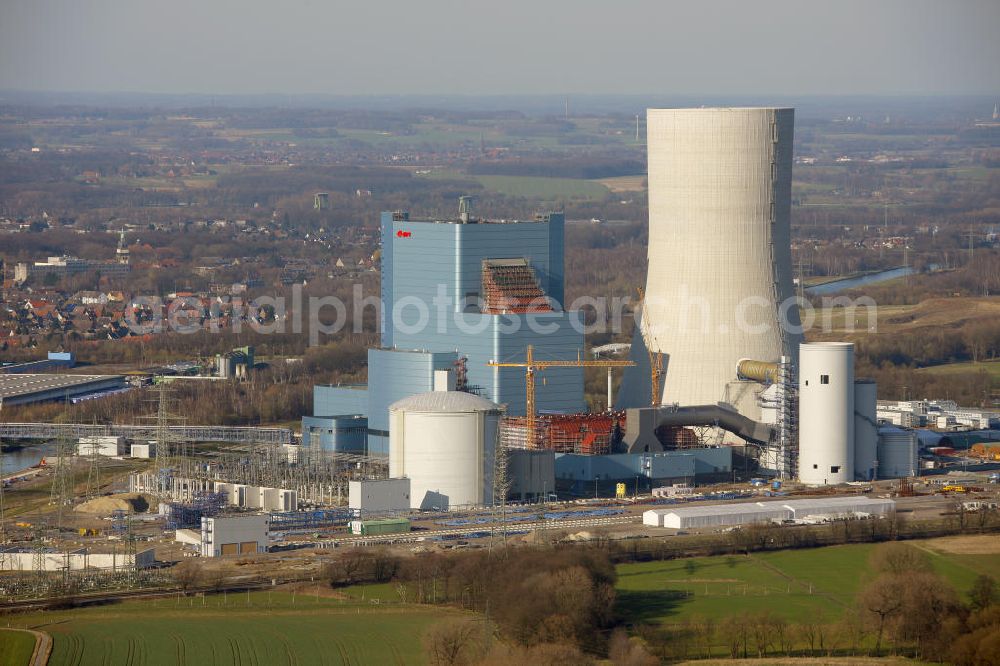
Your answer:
(10, 589), (461, 665)
(615, 538), (1000, 626)
(594, 175), (646, 192)
(0, 629), (36, 666)
(416, 169), (609, 200)
(811, 296), (1000, 342)
(916, 358), (1000, 379)
(472, 174), (608, 200)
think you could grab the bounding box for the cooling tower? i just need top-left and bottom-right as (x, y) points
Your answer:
(620, 107), (801, 418)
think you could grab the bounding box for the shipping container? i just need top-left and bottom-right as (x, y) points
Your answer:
(349, 518), (411, 536)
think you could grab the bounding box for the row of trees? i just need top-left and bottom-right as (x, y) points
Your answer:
(312, 535), (1000, 664)
(321, 545), (619, 658)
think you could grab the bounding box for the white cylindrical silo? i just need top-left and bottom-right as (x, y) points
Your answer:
(389, 391), (501, 511)
(798, 342), (854, 485)
(877, 427), (918, 478)
(853, 380), (878, 481)
(619, 107), (801, 425)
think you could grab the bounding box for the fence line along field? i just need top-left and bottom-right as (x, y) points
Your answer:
(7, 589), (465, 666)
(615, 537), (1000, 626)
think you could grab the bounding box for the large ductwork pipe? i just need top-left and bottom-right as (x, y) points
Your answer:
(737, 359), (779, 384)
(623, 404), (776, 453)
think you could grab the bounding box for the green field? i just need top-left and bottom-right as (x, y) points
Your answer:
(0, 629), (36, 666)
(615, 541), (1000, 626)
(917, 358), (1000, 379)
(417, 169), (609, 200)
(472, 175), (609, 199)
(9, 590), (461, 665)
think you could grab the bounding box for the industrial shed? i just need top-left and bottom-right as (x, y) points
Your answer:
(644, 502), (791, 529)
(784, 496), (895, 519)
(643, 496), (896, 529)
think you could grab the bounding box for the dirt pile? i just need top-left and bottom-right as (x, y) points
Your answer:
(74, 493), (150, 515)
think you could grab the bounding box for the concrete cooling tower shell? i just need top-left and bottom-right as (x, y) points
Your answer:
(619, 107), (801, 418)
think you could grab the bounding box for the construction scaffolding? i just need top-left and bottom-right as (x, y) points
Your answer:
(481, 259), (552, 314)
(501, 412), (621, 455)
(164, 491), (227, 530)
(268, 508), (353, 532)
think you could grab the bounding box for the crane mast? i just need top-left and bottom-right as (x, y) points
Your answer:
(488, 345), (634, 448)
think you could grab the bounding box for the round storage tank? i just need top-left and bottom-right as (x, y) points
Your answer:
(877, 427), (918, 478)
(798, 342), (854, 485)
(853, 380), (878, 481)
(389, 391), (502, 511)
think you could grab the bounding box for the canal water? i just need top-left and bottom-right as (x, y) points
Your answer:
(1, 442), (57, 476)
(804, 266), (917, 296)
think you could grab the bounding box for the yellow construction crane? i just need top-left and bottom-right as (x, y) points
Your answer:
(488, 345), (634, 448)
(636, 287), (664, 405)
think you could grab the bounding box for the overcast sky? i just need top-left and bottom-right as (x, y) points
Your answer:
(1, 0), (997, 96)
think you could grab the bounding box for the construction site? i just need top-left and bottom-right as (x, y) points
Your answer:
(2, 110), (998, 607)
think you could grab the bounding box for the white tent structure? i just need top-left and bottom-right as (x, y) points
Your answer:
(643, 496), (895, 529)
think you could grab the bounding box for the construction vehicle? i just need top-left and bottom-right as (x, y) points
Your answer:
(941, 485), (969, 493)
(488, 345), (634, 448)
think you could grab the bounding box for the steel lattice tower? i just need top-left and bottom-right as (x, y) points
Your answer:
(490, 407), (510, 554)
(49, 436), (73, 531)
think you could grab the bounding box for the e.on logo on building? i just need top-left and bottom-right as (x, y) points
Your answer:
(396, 230), (412, 238)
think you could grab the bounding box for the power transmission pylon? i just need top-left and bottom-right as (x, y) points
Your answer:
(0, 435), (6, 572)
(85, 437), (101, 500)
(149, 384), (183, 499)
(490, 408), (510, 555)
(31, 525), (48, 589)
(49, 436), (74, 531)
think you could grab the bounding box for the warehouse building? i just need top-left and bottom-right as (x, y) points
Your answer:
(643, 496), (895, 529)
(200, 515), (269, 557)
(77, 436), (124, 457)
(0, 373), (126, 406)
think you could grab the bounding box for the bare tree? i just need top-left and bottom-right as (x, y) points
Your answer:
(969, 574), (998, 612)
(172, 559), (203, 594)
(423, 619), (477, 666)
(869, 542), (931, 576)
(859, 576), (905, 655)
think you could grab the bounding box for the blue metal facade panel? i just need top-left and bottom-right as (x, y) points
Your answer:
(492, 312), (585, 415)
(388, 312), (585, 416)
(382, 213), (566, 321)
(690, 447), (733, 474)
(363, 210), (580, 447)
(365, 348), (458, 455)
(301, 415), (367, 453)
(313, 385), (368, 417)
(555, 452), (698, 481)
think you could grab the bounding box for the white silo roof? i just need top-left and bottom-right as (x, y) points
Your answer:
(389, 391), (501, 413)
